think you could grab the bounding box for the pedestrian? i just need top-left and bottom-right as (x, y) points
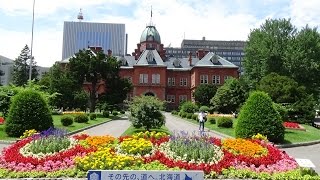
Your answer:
(198, 111), (205, 132)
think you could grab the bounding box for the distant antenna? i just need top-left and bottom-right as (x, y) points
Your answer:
(77, 8), (84, 22)
(148, 5), (153, 26)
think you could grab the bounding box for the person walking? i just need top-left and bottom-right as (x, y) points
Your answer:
(198, 111), (205, 132)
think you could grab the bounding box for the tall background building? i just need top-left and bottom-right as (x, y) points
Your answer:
(165, 37), (246, 73)
(62, 21), (126, 60)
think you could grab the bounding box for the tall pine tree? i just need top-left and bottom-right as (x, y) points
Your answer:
(12, 45), (38, 86)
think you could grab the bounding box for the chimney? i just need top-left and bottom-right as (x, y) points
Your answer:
(202, 36), (206, 41)
(89, 46), (102, 53)
(107, 49), (112, 56)
(188, 52), (192, 66)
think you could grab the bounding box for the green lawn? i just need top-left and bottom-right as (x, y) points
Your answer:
(177, 114), (320, 144)
(0, 113), (125, 141)
(122, 125), (172, 136)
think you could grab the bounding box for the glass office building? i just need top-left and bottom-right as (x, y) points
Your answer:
(62, 21), (126, 60)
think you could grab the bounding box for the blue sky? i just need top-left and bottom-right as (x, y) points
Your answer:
(0, 0), (319, 67)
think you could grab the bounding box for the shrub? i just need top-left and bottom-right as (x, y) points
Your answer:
(74, 114), (89, 123)
(217, 117), (233, 128)
(192, 114), (198, 120)
(186, 113), (192, 119)
(199, 106), (210, 112)
(60, 115), (74, 126)
(5, 90), (53, 137)
(129, 96), (165, 131)
(235, 91), (285, 143)
(208, 117), (216, 124)
(103, 111), (109, 118)
(180, 112), (187, 118)
(89, 113), (97, 120)
(273, 103), (288, 121)
(112, 110), (118, 116)
(171, 110), (178, 115)
(120, 110), (125, 114)
(180, 101), (198, 113)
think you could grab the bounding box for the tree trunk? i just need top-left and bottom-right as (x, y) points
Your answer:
(89, 81), (97, 113)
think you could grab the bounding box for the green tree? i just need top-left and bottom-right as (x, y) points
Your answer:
(12, 45), (38, 86)
(68, 49), (118, 112)
(0, 69), (4, 86)
(5, 89), (53, 137)
(38, 63), (80, 109)
(211, 78), (246, 114)
(101, 77), (132, 105)
(235, 91), (285, 143)
(129, 95), (165, 131)
(257, 73), (303, 103)
(74, 90), (89, 111)
(243, 18), (296, 87)
(193, 84), (217, 106)
(285, 26), (320, 96)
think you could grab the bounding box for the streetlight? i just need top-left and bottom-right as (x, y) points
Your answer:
(29, 0), (35, 81)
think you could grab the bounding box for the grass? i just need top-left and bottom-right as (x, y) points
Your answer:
(122, 125), (172, 136)
(0, 113), (125, 141)
(176, 114), (320, 144)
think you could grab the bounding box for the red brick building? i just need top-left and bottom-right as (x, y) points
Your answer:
(118, 24), (239, 109)
(60, 23), (239, 109)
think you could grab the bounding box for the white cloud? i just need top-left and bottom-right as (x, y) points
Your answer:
(1, 0), (320, 68)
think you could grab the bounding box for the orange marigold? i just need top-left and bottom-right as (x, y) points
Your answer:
(222, 138), (268, 158)
(85, 135), (116, 148)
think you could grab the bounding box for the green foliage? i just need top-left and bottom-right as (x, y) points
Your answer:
(288, 94), (316, 124)
(211, 78), (247, 114)
(179, 101), (198, 113)
(235, 91), (285, 143)
(5, 90), (53, 137)
(124, 161), (180, 171)
(100, 77), (133, 105)
(89, 113), (97, 120)
(217, 117), (233, 128)
(102, 111), (109, 118)
(12, 45), (39, 86)
(73, 114), (89, 123)
(192, 114), (198, 120)
(193, 84), (217, 106)
(129, 96), (165, 131)
(208, 117), (216, 124)
(273, 103), (288, 121)
(171, 110), (178, 115)
(28, 135), (71, 154)
(73, 90), (89, 111)
(199, 105), (210, 112)
(60, 115), (74, 126)
(243, 18), (296, 87)
(120, 110), (125, 114)
(112, 110), (118, 116)
(186, 113), (192, 119)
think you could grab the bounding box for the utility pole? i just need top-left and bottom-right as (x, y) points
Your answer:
(29, 0), (35, 81)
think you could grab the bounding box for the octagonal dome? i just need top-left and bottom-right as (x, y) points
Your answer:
(140, 25), (161, 43)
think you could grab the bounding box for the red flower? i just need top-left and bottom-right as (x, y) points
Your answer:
(0, 117), (5, 124)
(283, 122), (300, 129)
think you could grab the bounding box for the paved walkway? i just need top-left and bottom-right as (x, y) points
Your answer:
(0, 113), (319, 173)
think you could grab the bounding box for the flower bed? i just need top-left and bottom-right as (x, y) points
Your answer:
(0, 128), (318, 179)
(283, 122), (306, 131)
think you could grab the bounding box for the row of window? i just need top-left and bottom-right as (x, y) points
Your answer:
(128, 74), (231, 86)
(167, 95), (187, 103)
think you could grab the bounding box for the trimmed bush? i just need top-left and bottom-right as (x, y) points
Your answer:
(192, 114), (198, 120)
(103, 111), (109, 118)
(5, 90), (53, 137)
(199, 106), (210, 112)
(60, 115), (74, 126)
(74, 114), (89, 123)
(273, 103), (288, 121)
(180, 112), (187, 118)
(112, 110), (118, 116)
(180, 101), (198, 113)
(208, 117), (216, 124)
(120, 110), (125, 114)
(186, 113), (192, 119)
(171, 110), (178, 115)
(89, 113), (97, 120)
(235, 91), (285, 143)
(217, 117), (233, 128)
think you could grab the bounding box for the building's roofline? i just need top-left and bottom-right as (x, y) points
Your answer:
(64, 21), (125, 26)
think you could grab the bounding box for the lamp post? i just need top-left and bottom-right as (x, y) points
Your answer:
(29, 0), (35, 81)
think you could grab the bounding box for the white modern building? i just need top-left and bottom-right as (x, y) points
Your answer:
(62, 21), (126, 60)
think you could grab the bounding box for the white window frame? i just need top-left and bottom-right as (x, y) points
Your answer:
(200, 75), (208, 84)
(152, 74), (160, 84)
(179, 95), (187, 103)
(212, 75), (221, 85)
(139, 74), (148, 84)
(167, 95), (175, 103)
(180, 78), (187, 86)
(172, 77), (175, 86)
